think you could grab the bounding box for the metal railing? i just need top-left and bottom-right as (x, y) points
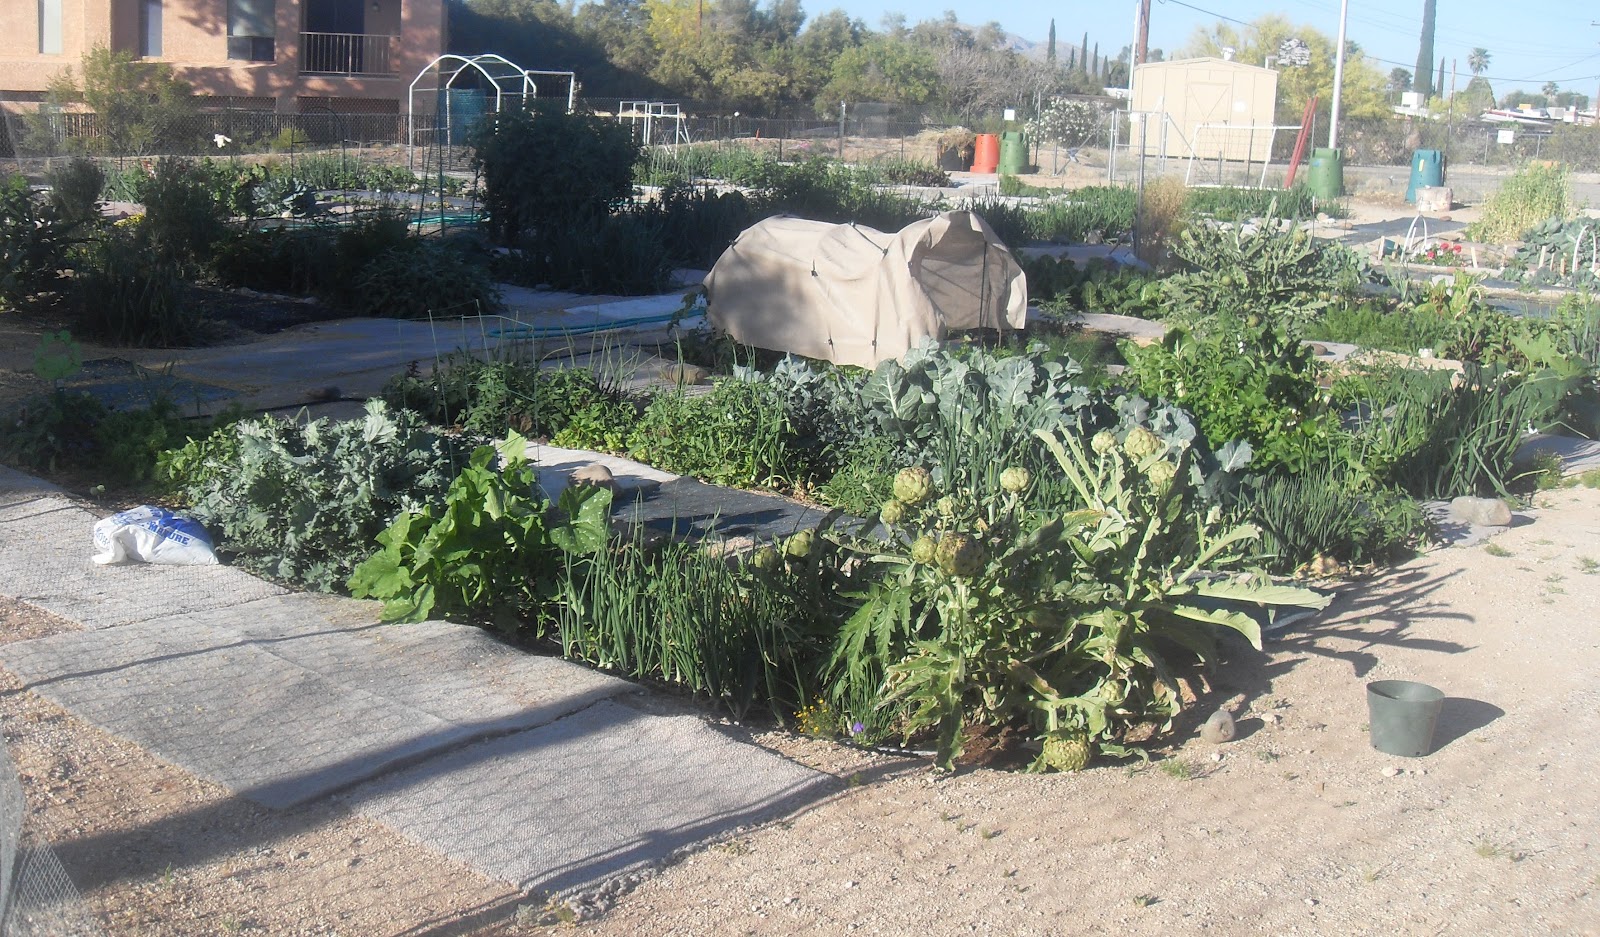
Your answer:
(299, 32), (397, 77)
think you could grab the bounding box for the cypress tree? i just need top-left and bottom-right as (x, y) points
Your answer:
(1437, 57), (1446, 99)
(1093, 43), (1100, 77)
(1081, 33), (1089, 73)
(1415, 0), (1437, 97)
(1048, 19), (1057, 66)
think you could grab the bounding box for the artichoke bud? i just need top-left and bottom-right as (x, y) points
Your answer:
(1122, 426), (1162, 461)
(751, 546), (780, 571)
(936, 532), (985, 577)
(1091, 430), (1118, 456)
(784, 530), (814, 559)
(878, 498), (906, 526)
(910, 535), (938, 564)
(999, 466), (1031, 493)
(892, 466), (934, 505)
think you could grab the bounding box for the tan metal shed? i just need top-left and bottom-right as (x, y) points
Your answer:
(1132, 57), (1279, 162)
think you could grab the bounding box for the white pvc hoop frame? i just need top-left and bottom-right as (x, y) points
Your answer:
(407, 53), (538, 163)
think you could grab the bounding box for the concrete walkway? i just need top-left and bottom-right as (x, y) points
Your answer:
(0, 467), (831, 897)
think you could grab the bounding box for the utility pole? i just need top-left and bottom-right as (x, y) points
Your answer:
(1135, 0), (1152, 67)
(1328, 0), (1350, 148)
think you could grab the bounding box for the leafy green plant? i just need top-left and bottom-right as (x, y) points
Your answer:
(349, 434), (612, 628)
(626, 379), (793, 488)
(24, 46), (197, 157)
(1302, 300), (1461, 354)
(1161, 210), (1367, 330)
(1233, 465), (1426, 574)
(172, 400), (464, 590)
(1124, 319), (1339, 473)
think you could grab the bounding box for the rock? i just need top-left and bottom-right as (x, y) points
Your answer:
(1260, 712), (1281, 726)
(571, 463), (618, 492)
(660, 363), (710, 385)
(1308, 343), (1330, 356)
(1381, 766), (1401, 778)
(1448, 496), (1513, 527)
(304, 385), (341, 403)
(1200, 708), (1236, 744)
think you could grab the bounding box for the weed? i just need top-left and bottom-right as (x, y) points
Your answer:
(1256, 750), (1279, 763)
(1472, 837), (1522, 861)
(1577, 556), (1598, 574)
(1159, 758), (1194, 780)
(1484, 542), (1513, 558)
(1362, 867), (1384, 883)
(980, 828), (1002, 840)
(1580, 468), (1600, 488)
(1132, 894), (1159, 908)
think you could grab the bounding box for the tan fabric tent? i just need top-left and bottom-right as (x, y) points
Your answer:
(702, 211), (1028, 368)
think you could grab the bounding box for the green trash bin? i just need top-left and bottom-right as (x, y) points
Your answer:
(998, 130), (1030, 175)
(1367, 680), (1445, 757)
(1307, 147), (1344, 200)
(1406, 148), (1444, 203)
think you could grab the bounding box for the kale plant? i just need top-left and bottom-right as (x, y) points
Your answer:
(172, 400), (465, 590)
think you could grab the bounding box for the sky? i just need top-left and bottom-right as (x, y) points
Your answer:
(820, 0), (1600, 97)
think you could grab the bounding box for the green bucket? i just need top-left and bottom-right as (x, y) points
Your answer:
(1307, 147), (1344, 200)
(1367, 680), (1444, 757)
(998, 130), (1030, 175)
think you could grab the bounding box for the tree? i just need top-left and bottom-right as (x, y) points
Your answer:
(818, 37), (941, 113)
(26, 46), (196, 156)
(1543, 81), (1560, 98)
(1415, 0), (1436, 98)
(1467, 47), (1490, 77)
(1182, 15), (1391, 123)
(1389, 67), (1413, 96)
(1080, 32), (1089, 74)
(1437, 57), (1445, 98)
(1047, 19), (1056, 67)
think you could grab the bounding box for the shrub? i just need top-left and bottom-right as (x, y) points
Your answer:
(1302, 300), (1461, 354)
(0, 175), (83, 311)
(472, 104), (638, 245)
(352, 244), (501, 319)
(520, 213), (674, 295)
(170, 400), (465, 590)
(73, 229), (195, 347)
(1466, 162), (1570, 244)
(137, 157), (229, 269)
(384, 355), (618, 439)
(45, 158), (106, 227)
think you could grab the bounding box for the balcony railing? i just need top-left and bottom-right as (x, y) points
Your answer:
(299, 32), (397, 77)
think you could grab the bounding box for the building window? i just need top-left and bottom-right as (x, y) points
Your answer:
(140, 0), (163, 57)
(38, 0), (63, 55)
(228, 0), (277, 62)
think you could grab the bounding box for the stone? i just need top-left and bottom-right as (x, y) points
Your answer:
(1448, 496), (1513, 528)
(1382, 766), (1401, 778)
(1200, 708), (1236, 744)
(1415, 186), (1452, 213)
(570, 463), (618, 492)
(660, 363), (710, 385)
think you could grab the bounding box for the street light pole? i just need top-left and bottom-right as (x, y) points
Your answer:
(1328, 0), (1350, 148)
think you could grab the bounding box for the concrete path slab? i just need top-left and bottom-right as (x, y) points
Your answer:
(524, 443), (678, 502)
(0, 495), (285, 630)
(1518, 433), (1600, 475)
(349, 699), (833, 894)
(0, 592), (629, 809)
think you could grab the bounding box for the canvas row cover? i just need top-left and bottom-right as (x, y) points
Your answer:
(703, 211), (1027, 368)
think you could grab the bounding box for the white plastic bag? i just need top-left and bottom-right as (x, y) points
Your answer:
(91, 505), (219, 566)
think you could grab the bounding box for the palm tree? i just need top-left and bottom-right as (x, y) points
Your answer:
(1543, 81), (1560, 99)
(1467, 47), (1490, 76)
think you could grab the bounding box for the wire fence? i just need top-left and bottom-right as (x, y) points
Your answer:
(0, 742), (102, 936)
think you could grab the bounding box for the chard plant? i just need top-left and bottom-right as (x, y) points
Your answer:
(348, 432), (613, 629)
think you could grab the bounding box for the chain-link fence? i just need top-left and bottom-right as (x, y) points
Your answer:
(5, 94), (1599, 191)
(0, 741), (102, 936)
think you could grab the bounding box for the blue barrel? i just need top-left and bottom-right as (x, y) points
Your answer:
(1406, 149), (1444, 203)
